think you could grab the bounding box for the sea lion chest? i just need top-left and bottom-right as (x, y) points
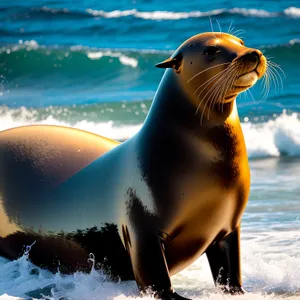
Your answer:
(138, 122), (250, 272)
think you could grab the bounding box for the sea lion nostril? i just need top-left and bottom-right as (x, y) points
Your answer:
(252, 51), (261, 60)
(240, 51), (260, 63)
(256, 50), (263, 58)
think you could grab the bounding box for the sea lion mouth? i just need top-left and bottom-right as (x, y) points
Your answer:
(233, 69), (259, 89)
(233, 84), (253, 89)
(224, 95), (236, 102)
(236, 56), (266, 82)
(237, 68), (259, 78)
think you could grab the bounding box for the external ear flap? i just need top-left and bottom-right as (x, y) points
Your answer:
(155, 57), (179, 69)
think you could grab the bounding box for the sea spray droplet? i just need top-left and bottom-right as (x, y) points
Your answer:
(24, 240), (36, 257)
(87, 253), (96, 271)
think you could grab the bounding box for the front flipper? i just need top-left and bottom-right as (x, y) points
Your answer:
(156, 290), (192, 300)
(127, 233), (191, 300)
(205, 226), (245, 295)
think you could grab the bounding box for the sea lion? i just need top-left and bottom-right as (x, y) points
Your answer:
(0, 32), (266, 300)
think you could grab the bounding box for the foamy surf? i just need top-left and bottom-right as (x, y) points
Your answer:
(86, 51), (138, 68)
(0, 230), (300, 299)
(85, 7), (300, 20)
(242, 112), (300, 158)
(12, 6), (300, 21)
(0, 106), (299, 159)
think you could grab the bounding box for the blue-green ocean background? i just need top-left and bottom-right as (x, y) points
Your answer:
(1, 0), (300, 123)
(1, 1), (300, 300)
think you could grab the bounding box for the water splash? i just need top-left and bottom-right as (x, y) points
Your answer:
(0, 230), (299, 299)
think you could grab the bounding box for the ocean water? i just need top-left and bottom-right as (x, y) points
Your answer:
(1, 0), (300, 299)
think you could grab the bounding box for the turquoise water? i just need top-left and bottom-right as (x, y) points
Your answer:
(0, 1), (300, 299)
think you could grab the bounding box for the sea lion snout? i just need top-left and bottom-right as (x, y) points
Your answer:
(239, 50), (262, 64)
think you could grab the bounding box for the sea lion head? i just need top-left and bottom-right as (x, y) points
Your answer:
(156, 32), (267, 120)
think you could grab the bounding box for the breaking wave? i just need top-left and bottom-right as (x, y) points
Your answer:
(0, 105), (299, 159)
(15, 6), (300, 21)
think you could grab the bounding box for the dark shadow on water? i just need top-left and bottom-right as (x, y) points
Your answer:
(0, 223), (134, 281)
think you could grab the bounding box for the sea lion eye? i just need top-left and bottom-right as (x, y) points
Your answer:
(240, 40), (245, 46)
(203, 46), (221, 56)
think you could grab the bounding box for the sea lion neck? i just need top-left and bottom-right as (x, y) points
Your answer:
(139, 70), (237, 138)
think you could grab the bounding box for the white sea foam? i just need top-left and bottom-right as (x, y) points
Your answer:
(86, 51), (104, 59)
(0, 107), (299, 159)
(228, 8), (275, 17)
(0, 106), (141, 141)
(242, 112), (300, 158)
(22, 6), (300, 20)
(118, 56), (138, 68)
(86, 8), (138, 18)
(1, 43), (139, 68)
(86, 51), (138, 68)
(284, 6), (300, 17)
(1, 42), (140, 68)
(134, 9), (224, 20)
(0, 40), (40, 54)
(39, 6), (69, 14)
(85, 8), (256, 20)
(22, 40), (39, 49)
(85, 7), (300, 20)
(289, 38), (300, 45)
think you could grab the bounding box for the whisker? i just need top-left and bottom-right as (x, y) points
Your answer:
(268, 64), (283, 91)
(217, 64), (241, 112)
(267, 61), (286, 78)
(232, 29), (245, 35)
(197, 64), (240, 121)
(244, 90), (250, 101)
(261, 73), (270, 101)
(226, 64), (245, 102)
(205, 78), (226, 119)
(265, 55), (275, 60)
(187, 62), (230, 83)
(194, 71), (227, 116)
(267, 67), (279, 93)
(209, 17), (217, 38)
(231, 29), (245, 39)
(196, 65), (235, 99)
(241, 89), (247, 99)
(221, 67), (241, 113)
(209, 16), (214, 31)
(216, 20), (222, 36)
(267, 66), (280, 95)
(192, 66), (230, 97)
(262, 69), (271, 94)
(267, 59), (285, 71)
(267, 59), (283, 68)
(228, 21), (233, 34)
(207, 68), (237, 118)
(209, 65), (239, 112)
(247, 89), (256, 102)
(234, 33), (244, 39)
(260, 71), (270, 101)
(196, 69), (230, 118)
(211, 71), (234, 115)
